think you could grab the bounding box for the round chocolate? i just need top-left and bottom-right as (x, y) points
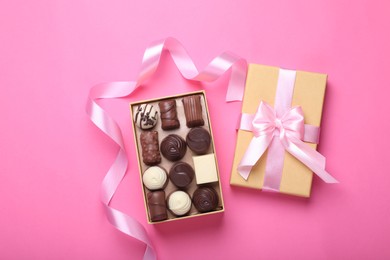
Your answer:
(142, 166), (167, 190)
(192, 186), (219, 213)
(133, 104), (158, 130)
(160, 134), (187, 161)
(167, 191), (192, 216)
(169, 162), (195, 188)
(186, 127), (211, 155)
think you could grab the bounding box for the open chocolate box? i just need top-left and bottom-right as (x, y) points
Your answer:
(130, 90), (224, 224)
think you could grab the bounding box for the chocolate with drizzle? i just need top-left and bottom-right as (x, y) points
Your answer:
(134, 104), (158, 130)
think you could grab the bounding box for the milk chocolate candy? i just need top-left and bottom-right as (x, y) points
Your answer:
(140, 131), (161, 166)
(159, 99), (180, 130)
(182, 95), (204, 128)
(147, 191), (168, 222)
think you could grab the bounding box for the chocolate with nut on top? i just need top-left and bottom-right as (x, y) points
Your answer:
(159, 99), (180, 130)
(140, 131), (161, 166)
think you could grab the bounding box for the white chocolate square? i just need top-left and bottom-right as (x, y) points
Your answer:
(193, 153), (219, 184)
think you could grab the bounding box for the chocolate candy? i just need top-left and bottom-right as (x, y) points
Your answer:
(142, 166), (168, 190)
(147, 191), (168, 222)
(182, 95), (204, 128)
(169, 162), (195, 188)
(140, 131), (161, 166)
(192, 186), (219, 213)
(160, 134), (187, 161)
(186, 127), (211, 155)
(159, 99), (180, 130)
(167, 191), (192, 216)
(134, 104), (158, 130)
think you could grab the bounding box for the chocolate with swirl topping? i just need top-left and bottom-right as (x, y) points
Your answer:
(192, 186), (219, 213)
(159, 99), (180, 130)
(160, 134), (187, 161)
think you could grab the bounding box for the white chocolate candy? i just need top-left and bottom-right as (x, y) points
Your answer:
(133, 104), (158, 130)
(142, 166), (167, 190)
(168, 191), (192, 216)
(193, 153), (219, 184)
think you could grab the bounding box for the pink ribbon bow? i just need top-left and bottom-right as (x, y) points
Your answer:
(238, 101), (338, 184)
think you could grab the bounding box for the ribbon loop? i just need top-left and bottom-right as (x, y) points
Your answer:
(238, 100), (337, 185)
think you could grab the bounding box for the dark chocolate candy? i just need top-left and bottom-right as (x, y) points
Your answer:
(182, 95), (204, 128)
(186, 127), (211, 155)
(147, 191), (168, 222)
(169, 162), (195, 188)
(140, 131), (161, 166)
(192, 186), (219, 213)
(159, 99), (180, 130)
(160, 134), (187, 161)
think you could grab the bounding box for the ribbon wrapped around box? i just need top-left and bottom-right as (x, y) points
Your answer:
(230, 64), (337, 197)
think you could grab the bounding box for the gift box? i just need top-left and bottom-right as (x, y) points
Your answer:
(230, 64), (332, 197)
(130, 90), (224, 223)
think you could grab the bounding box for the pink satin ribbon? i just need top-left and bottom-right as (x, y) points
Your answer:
(237, 69), (337, 190)
(86, 37), (247, 260)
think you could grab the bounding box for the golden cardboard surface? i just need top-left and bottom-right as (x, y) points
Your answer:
(230, 64), (327, 197)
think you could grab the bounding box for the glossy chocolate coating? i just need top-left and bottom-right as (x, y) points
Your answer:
(169, 162), (195, 188)
(160, 134), (187, 161)
(186, 127), (211, 155)
(192, 186), (219, 213)
(159, 99), (180, 130)
(182, 95), (204, 128)
(147, 191), (168, 222)
(140, 131), (161, 166)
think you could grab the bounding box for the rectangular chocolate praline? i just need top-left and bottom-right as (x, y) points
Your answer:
(159, 99), (180, 130)
(140, 131), (161, 166)
(147, 191), (168, 222)
(182, 95), (204, 128)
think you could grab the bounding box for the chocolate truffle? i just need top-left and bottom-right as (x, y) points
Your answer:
(167, 191), (192, 216)
(147, 191), (168, 222)
(186, 127), (211, 154)
(159, 99), (180, 130)
(182, 95), (205, 128)
(160, 134), (187, 161)
(192, 186), (219, 213)
(140, 131), (161, 166)
(169, 162), (195, 188)
(133, 104), (158, 130)
(143, 166), (168, 190)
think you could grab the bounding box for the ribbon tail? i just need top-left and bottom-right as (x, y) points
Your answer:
(237, 134), (273, 180)
(282, 135), (338, 183)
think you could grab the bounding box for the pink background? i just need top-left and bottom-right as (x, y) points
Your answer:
(1, 0), (390, 259)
